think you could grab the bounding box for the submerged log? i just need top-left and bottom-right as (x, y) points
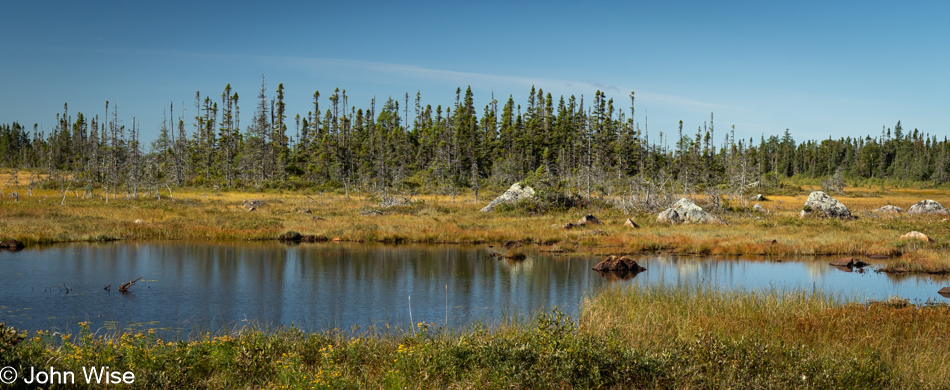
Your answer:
(504, 252), (527, 261)
(828, 257), (869, 270)
(0, 239), (25, 249)
(119, 276), (144, 293)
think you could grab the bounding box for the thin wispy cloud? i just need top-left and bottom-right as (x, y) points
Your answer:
(264, 55), (727, 113)
(32, 46), (729, 114)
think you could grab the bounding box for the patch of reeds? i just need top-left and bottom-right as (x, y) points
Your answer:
(581, 284), (950, 387)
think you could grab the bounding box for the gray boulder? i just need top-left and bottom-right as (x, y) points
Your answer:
(907, 200), (950, 215)
(752, 203), (767, 213)
(480, 183), (536, 212)
(801, 191), (854, 219)
(657, 208), (683, 224)
(873, 205), (903, 214)
(657, 198), (726, 225)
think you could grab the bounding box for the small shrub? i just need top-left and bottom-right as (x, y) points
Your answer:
(0, 323), (25, 367)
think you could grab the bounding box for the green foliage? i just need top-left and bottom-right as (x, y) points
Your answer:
(0, 323), (25, 367)
(4, 305), (911, 389)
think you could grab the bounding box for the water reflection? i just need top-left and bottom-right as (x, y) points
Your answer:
(1, 242), (948, 338)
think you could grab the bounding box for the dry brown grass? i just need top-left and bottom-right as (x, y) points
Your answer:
(581, 285), (950, 387)
(1, 173), (949, 272)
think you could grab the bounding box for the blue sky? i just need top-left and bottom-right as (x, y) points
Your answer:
(2, 1), (948, 146)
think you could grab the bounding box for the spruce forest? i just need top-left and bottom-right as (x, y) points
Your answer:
(2, 80), (949, 208)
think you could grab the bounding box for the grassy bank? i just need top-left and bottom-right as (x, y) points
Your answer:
(4, 285), (949, 388)
(2, 178), (949, 273)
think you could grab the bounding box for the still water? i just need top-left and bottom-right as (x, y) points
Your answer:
(1, 242), (947, 337)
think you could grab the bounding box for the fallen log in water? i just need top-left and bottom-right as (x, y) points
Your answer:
(119, 276), (144, 293)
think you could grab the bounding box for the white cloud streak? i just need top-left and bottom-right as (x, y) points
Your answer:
(263, 56), (728, 113)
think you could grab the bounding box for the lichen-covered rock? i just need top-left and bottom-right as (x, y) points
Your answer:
(899, 231), (935, 243)
(243, 199), (265, 208)
(656, 198), (726, 225)
(801, 191), (854, 219)
(907, 200), (950, 215)
(657, 209), (682, 224)
(479, 183), (536, 212)
(752, 203), (767, 213)
(873, 205), (903, 214)
(752, 194), (767, 201)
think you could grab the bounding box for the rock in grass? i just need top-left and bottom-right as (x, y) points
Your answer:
(899, 231), (935, 243)
(801, 191), (854, 219)
(656, 198), (726, 225)
(624, 218), (640, 228)
(562, 222), (579, 230)
(243, 199), (265, 208)
(752, 203), (767, 213)
(479, 183), (536, 212)
(592, 255), (647, 273)
(577, 214), (603, 225)
(873, 205), (903, 214)
(752, 194), (767, 201)
(907, 200), (950, 215)
(657, 208), (682, 224)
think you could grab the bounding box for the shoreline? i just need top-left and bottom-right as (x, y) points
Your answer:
(2, 187), (948, 275)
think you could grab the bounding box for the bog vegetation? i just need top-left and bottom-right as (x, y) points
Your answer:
(3, 285), (949, 389)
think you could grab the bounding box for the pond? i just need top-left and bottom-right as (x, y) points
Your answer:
(1, 242), (947, 337)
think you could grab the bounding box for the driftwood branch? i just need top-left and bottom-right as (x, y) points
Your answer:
(60, 185), (70, 205)
(118, 276), (144, 293)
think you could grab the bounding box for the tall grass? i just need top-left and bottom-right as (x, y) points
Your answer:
(5, 285), (950, 388)
(582, 284), (950, 388)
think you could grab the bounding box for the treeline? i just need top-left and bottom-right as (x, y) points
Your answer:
(1, 79), (949, 205)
